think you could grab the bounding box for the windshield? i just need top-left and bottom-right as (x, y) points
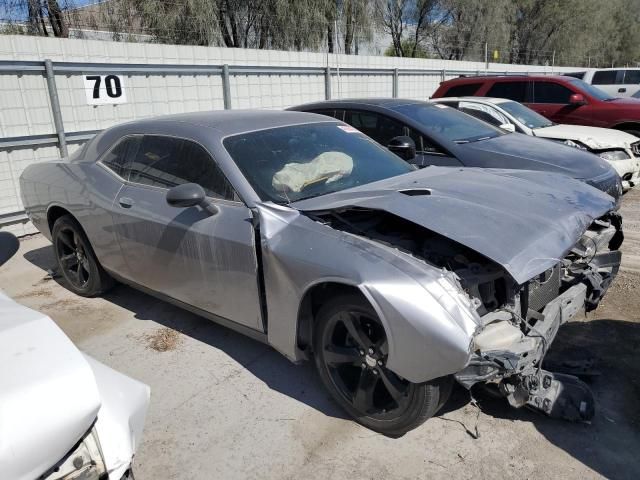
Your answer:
(568, 78), (616, 101)
(223, 122), (413, 203)
(393, 103), (503, 143)
(499, 101), (554, 129)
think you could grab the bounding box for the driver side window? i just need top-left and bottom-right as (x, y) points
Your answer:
(344, 110), (405, 145)
(127, 135), (236, 200)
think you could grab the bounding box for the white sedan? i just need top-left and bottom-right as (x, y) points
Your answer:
(432, 96), (640, 191)
(0, 231), (150, 480)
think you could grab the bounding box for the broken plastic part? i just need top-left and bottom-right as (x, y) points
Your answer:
(473, 320), (523, 351)
(503, 369), (595, 422)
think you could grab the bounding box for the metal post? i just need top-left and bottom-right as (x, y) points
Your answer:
(484, 42), (488, 70)
(324, 66), (332, 100)
(440, 69), (446, 83)
(392, 68), (399, 98)
(222, 64), (231, 110)
(552, 50), (555, 72)
(43, 59), (68, 158)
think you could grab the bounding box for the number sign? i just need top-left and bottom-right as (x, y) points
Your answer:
(83, 74), (127, 105)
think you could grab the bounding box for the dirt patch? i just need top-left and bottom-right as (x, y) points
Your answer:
(42, 298), (85, 310)
(145, 327), (181, 352)
(13, 287), (52, 300)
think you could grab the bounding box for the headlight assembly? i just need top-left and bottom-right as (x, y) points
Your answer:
(598, 150), (631, 161)
(562, 139), (588, 150)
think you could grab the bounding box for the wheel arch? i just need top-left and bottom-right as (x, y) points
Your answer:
(47, 205), (74, 235)
(296, 281), (377, 355)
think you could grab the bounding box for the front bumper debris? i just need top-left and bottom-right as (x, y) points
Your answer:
(502, 369), (595, 422)
(455, 283), (597, 421)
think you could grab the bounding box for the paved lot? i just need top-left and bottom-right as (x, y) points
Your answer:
(2, 190), (640, 480)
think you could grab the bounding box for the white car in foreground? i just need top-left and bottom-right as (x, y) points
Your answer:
(433, 96), (640, 191)
(0, 232), (150, 480)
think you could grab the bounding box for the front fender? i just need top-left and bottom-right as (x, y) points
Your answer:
(362, 272), (477, 383)
(257, 203), (478, 384)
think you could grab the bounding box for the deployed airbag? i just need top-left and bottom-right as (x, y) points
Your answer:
(272, 151), (353, 192)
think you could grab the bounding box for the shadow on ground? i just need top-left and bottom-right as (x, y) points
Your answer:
(24, 244), (640, 480)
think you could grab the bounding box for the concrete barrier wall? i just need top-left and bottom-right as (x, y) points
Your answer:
(0, 35), (578, 235)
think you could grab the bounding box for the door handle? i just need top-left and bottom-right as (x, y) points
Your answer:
(619, 88), (626, 93)
(118, 197), (134, 208)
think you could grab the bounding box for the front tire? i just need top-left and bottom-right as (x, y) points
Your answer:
(52, 215), (114, 297)
(313, 294), (451, 436)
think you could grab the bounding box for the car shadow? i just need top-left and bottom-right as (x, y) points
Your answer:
(445, 318), (640, 480)
(23, 244), (349, 421)
(23, 244), (640, 478)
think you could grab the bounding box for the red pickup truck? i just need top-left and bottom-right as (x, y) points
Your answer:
(432, 75), (640, 137)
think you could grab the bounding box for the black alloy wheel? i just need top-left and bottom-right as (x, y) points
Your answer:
(313, 294), (451, 436)
(52, 215), (113, 297)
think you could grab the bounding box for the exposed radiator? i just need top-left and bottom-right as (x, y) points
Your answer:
(528, 264), (561, 312)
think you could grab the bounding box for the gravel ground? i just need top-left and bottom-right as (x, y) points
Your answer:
(2, 190), (640, 480)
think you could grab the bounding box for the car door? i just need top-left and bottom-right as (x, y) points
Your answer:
(530, 80), (591, 125)
(343, 109), (461, 167)
(111, 134), (263, 331)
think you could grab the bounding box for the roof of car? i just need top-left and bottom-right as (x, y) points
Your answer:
(291, 98), (432, 110)
(586, 67), (640, 71)
(446, 74), (571, 83)
(432, 96), (511, 105)
(110, 110), (334, 137)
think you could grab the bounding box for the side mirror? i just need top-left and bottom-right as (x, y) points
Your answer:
(569, 93), (587, 106)
(499, 123), (516, 133)
(166, 183), (218, 215)
(387, 136), (416, 161)
(0, 231), (19, 267)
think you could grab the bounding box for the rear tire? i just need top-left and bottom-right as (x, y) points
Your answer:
(52, 215), (114, 297)
(313, 294), (451, 436)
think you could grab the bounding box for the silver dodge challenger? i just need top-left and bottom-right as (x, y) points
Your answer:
(20, 110), (623, 436)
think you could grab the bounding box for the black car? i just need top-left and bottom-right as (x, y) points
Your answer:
(289, 99), (622, 201)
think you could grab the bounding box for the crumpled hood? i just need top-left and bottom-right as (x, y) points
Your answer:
(461, 132), (614, 180)
(0, 291), (100, 480)
(534, 124), (639, 150)
(292, 167), (616, 284)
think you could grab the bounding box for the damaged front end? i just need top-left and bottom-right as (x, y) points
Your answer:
(310, 205), (622, 422)
(456, 212), (622, 421)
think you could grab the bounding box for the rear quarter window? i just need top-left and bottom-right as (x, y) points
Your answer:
(440, 82), (483, 97)
(623, 70), (640, 84)
(100, 136), (140, 178)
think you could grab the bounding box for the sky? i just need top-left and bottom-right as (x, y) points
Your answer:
(1, 0), (100, 22)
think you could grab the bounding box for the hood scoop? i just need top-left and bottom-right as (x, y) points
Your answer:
(399, 188), (431, 196)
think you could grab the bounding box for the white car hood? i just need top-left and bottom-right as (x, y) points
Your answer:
(535, 124), (639, 150)
(0, 291), (101, 480)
